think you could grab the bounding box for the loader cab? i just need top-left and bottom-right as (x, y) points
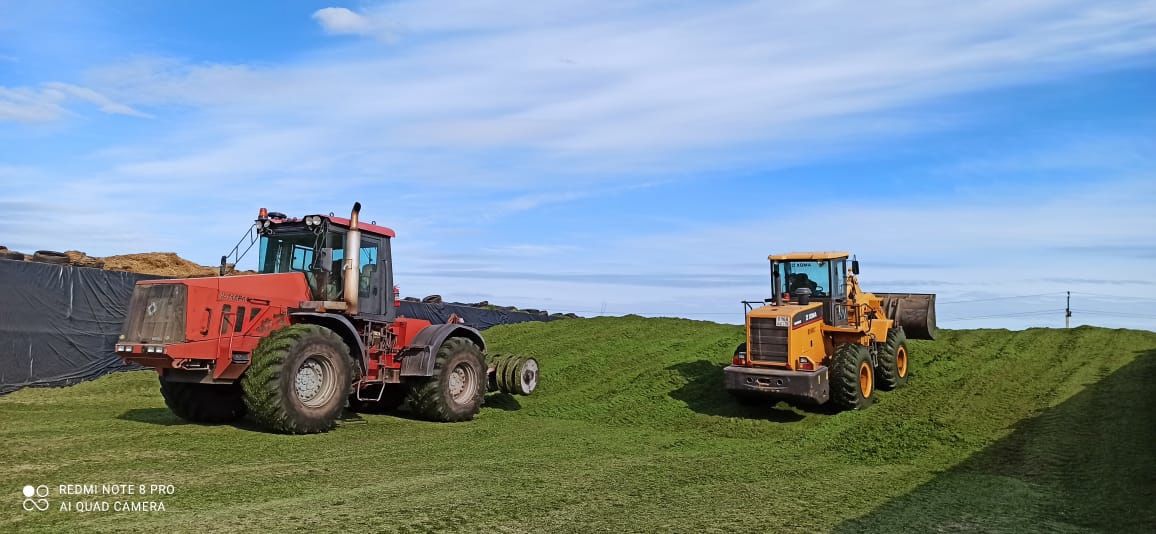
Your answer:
(770, 252), (851, 327)
(257, 216), (395, 320)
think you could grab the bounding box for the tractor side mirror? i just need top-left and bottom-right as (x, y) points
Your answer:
(315, 248), (334, 272)
(851, 260), (860, 275)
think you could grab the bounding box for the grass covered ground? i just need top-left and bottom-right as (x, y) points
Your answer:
(1, 317), (1153, 532)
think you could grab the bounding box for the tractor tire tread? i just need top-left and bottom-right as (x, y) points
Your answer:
(241, 324), (351, 434)
(409, 337), (485, 422)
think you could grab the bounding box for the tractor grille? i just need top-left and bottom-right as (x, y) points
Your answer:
(748, 318), (788, 364)
(120, 284), (187, 344)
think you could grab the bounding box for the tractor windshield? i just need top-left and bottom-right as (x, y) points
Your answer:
(775, 260), (832, 298)
(258, 229), (345, 300)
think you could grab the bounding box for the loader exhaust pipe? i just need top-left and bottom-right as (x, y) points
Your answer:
(343, 202), (362, 315)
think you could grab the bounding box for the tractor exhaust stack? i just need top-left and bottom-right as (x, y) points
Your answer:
(343, 202), (362, 315)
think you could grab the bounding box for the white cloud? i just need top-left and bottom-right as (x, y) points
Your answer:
(0, 82), (150, 122)
(312, 7), (393, 39)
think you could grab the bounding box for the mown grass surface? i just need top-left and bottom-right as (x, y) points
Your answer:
(1, 317), (1153, 532)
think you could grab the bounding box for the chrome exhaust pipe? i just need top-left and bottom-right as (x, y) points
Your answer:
(343, 202), (362, 315)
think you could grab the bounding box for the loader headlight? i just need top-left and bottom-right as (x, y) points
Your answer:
(305, 215), (323, 226)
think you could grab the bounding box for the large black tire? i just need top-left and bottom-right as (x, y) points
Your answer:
(31, 250), (69, 265)
(830, 343), (875, 411)
(409, 337), (486, 422)
(0, 251), (25, 261)
(876, 327), (909, 391)
(159, 379), (246, 423)
(241, 324), (353, 434)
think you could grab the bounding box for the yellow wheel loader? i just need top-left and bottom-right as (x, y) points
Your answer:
(724, 252), (936, 410)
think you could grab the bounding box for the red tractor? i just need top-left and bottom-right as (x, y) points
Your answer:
(116, 203), (537, 433)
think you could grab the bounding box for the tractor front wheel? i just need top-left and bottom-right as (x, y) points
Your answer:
(409, 337), (486, 422)
(830, 343), (875, 411)
(159, 379), (246, 423)
(241, 324), (353, 434)
(876, 327), (909, 390)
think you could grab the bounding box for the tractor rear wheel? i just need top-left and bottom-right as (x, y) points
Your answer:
(159, 379), (246, 423)
(876, 327), (909, 390)
(409, 337), (486, 422)
(830, 343), (875, 411)
(241, 324), (353, 434)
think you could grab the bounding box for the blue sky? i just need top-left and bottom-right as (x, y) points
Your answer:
(2, 0), (1155, 330)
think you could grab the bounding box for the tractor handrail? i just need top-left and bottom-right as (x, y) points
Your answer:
(220, 222), (259, 275)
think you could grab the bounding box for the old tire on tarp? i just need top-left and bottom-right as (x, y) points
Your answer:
(0, 250), (25, 261)
(32, 250), (70, 265)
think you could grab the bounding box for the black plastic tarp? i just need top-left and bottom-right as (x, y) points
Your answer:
(397, 301), (549, 329)
(0, 258), (550, 394)
(0, 259), (152, 394)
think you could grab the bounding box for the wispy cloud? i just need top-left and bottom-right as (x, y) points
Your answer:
(0, 82), (150, 122)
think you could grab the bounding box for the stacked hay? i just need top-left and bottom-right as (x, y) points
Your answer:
(102, 252), (217, 278)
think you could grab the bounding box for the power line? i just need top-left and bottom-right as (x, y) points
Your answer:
(940, 309), (1065, 321)
(938, 292), (1063, 304)
(1069, 291), (1156, 303)
(1075, 309), (1156, 319)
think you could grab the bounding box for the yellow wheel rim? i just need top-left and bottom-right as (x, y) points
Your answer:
(859, 361), (873, 398)
(896, 346), (908, 378)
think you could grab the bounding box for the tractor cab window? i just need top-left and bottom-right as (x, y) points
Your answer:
(776, 261), (831, 298)
(258, 232), (321, 274)
(358, 241), (379, 299)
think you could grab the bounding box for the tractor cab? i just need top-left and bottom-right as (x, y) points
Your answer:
(769, 251), (854, 327)
(255, 210), (396, 320)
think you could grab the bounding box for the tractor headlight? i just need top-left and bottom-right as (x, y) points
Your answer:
(310, 215), (322, 225)
(261, 219), (271, 229)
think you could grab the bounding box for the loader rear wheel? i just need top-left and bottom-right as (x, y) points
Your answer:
(409, 337), (486, 422)
(241, 324), (353, 434)
(830, 343), (874, 411)
(876, 327), (909, 390)
(159, 379), (246, 423)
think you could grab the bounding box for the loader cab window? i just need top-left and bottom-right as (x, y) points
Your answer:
(776, 261), (831, 298)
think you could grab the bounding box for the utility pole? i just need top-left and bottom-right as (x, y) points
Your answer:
(1065, 291), (1072, 328)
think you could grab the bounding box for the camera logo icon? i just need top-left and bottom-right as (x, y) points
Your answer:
(22, 485), (49, 512)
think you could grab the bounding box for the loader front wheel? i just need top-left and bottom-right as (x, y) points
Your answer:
(241, 324), (353, 434)
(159, 379), (246, 423)
(876, 327), (909, 390)
(831, 343), (874, 411)
(409, 337), (486, 422)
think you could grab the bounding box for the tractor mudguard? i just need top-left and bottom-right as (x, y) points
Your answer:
(398, 323), (486, 377)
(289, 311), (368, 373)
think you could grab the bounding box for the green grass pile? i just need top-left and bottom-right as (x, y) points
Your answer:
(2, 317), (1153, 532)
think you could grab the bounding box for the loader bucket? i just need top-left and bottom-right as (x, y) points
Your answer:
(875, 293), (937, 340)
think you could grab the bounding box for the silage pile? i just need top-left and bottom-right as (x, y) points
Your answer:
(102, 253), (217, 278)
